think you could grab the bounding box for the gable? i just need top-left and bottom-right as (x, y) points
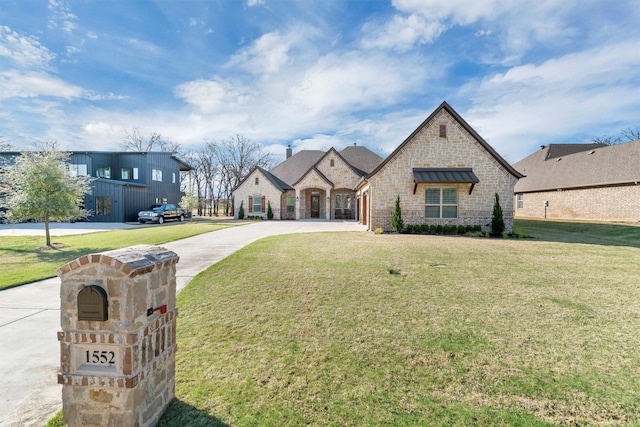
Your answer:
(294, 167), (333, 188)
(314, 148), (366, 189)
(368, 101), (523, 180)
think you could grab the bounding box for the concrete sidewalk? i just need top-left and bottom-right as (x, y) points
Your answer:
(0, 220), (365, 427)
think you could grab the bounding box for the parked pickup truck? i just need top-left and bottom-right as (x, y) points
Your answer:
(138, 204), (187, 224)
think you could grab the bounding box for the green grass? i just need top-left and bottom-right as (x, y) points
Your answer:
(0, 218), (245, 290)
(159, 220), (640, 426)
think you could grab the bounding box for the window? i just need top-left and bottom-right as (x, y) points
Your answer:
(121, 167), (138, 180)
(517, 193), (524, 209)
(255, 177), (259, 185)
(249, 195), (266, 213)
(172, 172), (176, 184)
(96, 166), (111, 179)
(425, 187), (458, 218)
(335, 194), (342, 209)
(330, 159), (335, 167)
(152, 169), (162, 181)
(155, 197), (167, 204)
(69, 164), (87, 177)
(439, 124), (447, 138)
(96, 196), (111, 216)
(286, 195), (295, 212)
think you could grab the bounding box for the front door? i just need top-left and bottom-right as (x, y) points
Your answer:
(311, 194), (320, 218)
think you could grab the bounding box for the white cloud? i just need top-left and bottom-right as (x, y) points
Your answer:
(0, 26), (56, 69)
(0, 71), (83, 99)
(247, 0), (266, 7)
(228, 31), (293, 75)
(174, 79), (253, 113)
(464, 40), (640, 160)
(47, 0), (78, 34)
(289, 52), (429, 115)
(361, 14), (445, 51)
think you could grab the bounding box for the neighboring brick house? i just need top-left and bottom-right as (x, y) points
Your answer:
(233, 145), (384, 220)
(234, 102), (523, 232)
(357, 101), (523, 232)
(513, 140), (640, 221)
(0, 151), (192, 222)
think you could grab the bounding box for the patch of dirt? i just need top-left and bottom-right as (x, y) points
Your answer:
(30, 242), (65, 252)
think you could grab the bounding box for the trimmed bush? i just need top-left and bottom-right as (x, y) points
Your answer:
(491, 193), (505, 237)
(238, 201), (245, 219)
(391, 195), (404, 232)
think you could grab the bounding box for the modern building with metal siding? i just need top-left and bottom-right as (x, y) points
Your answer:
(88, 179), (124, 223)
(1, 151), (192, 223)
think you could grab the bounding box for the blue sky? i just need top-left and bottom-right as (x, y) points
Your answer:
(1, 0), (638, 163)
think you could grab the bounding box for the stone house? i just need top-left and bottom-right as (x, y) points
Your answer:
(356, 101), (523, 231)
(233, 146), (384, 220)
(233, 101), (523, 232)
(513, 140), (640, 221)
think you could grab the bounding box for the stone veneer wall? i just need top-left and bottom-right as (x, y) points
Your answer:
(57, 245), (178, 427)
(515, 185), (640, 221)
(234, 169), (286, 219)
(367, 109), (518, 232)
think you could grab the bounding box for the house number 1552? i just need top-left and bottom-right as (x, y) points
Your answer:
(85, 350), (116, 365)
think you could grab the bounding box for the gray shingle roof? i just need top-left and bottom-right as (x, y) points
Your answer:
(269, 150), (324, 186)
(258, 167), (294, 192)
(514, 140), (640, 192)
(268, 145), (383, 186)
(339, 145), (384, 175)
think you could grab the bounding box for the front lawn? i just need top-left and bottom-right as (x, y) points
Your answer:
(160, 224), (640, 426)
(0, 218), (244, 290)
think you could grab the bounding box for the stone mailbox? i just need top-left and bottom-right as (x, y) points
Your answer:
(57, 245), (179, 427)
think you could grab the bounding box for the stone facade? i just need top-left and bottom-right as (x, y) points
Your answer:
(235, 169), (287, 219)
(58, 245), (178, 427)
(515, 185), (640, 221)
(360, 104), (521, 232)
(233, 149), (363, 220)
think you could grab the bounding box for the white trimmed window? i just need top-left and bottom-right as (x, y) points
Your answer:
(517, 193), (524, 209)
(96, 166), (111, 178)
(425, 187), (458, 218)
(69, 164), (88, 177)
(249, 195), (266, 213)
(152, 169), (162, 181)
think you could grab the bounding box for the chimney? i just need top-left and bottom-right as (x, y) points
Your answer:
(286, 145), (292, 159)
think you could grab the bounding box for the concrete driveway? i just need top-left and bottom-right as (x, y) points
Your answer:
(0, 220), (366, 426)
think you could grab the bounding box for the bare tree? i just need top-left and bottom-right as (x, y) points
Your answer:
(621, 127), (640, 142)
(180, 150), (206, 216)
(592, 126), (640, 145)
(212, 134), (272, 188)
(121, 128), (181, 153)
(199, 145), (222, 216)
(207, 135), (272, 216)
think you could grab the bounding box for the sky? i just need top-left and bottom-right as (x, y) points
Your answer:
(0, 0), (638, 164)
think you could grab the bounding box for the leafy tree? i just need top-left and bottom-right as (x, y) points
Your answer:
(179, 191), (199, 221)
(491, 193), (505, 237)
(267, 201), (273, 220)
(238, 200), (245, 220)
(391, 195), (404, 232)
(0, 149), (92, 247)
